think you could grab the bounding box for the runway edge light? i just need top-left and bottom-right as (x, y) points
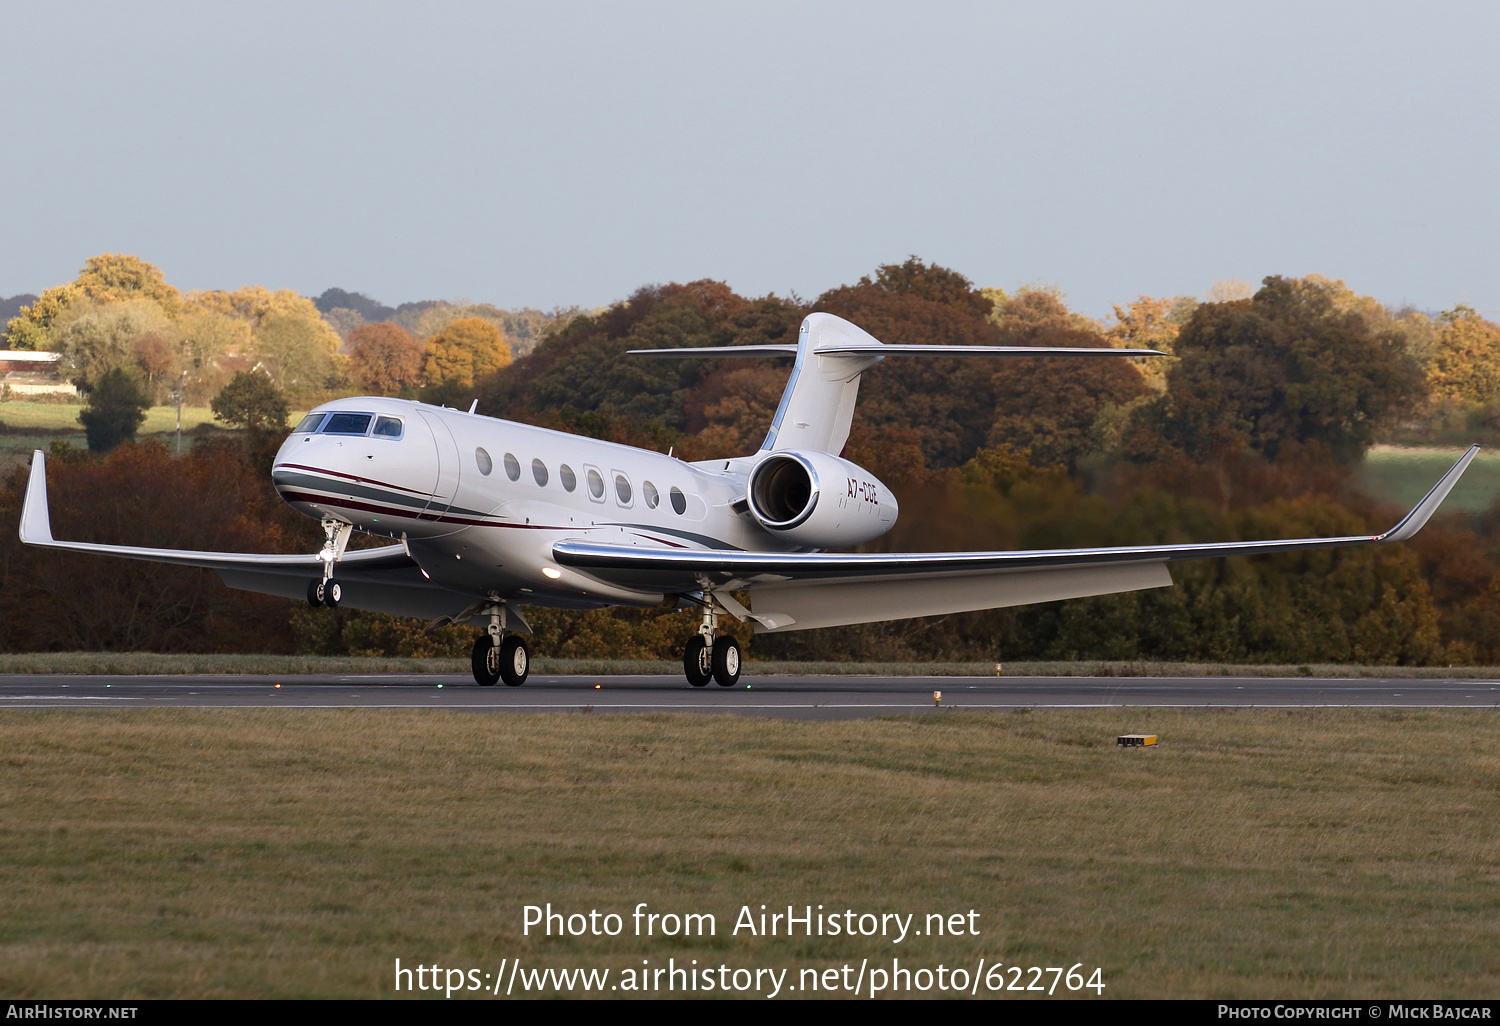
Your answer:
(1117, 734), (1158, 748)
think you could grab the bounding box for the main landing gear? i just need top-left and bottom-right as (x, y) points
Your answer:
(684, 596), (740, 688)
(471, 597), (529, 687)
(306, 517), (352, 608)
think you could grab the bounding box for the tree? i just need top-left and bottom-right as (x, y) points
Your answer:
(5, 284), (81, 350)
(423, 317), (511, 391)
(1426, 306), (1500, 405)
(1104, 295), (1191, 391)
(211, 371), (289, 431)
(251, 313), (342, 401)
(348, 322), (425, 395)
(72, 253), (180, 312)
(1128, 275), (1425, 468)
(78, 367), (150, 452)
(5, 254), (180, 350)
(50, 298), (172, 390)
(0, 439), (309, 653)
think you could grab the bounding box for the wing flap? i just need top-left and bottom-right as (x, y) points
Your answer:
(748, 561), (1173, 632)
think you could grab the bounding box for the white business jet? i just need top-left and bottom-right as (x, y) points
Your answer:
(19, 313), (1479, 688)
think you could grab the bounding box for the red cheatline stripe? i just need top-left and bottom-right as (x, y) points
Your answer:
(277, 490), (567, 530)
(274, 463), (434, 497)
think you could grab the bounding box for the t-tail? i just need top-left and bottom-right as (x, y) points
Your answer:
(630, 311), (1163, 457)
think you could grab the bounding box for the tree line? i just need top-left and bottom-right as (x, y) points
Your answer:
(4, 255), (1500, 664)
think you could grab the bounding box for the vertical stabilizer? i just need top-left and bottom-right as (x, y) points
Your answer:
(759, 313), (884, 455)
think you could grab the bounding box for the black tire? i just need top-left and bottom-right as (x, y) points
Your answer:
(499, 635), (529, 687)
(684, 635), (711, 687)
(712, 636), (741, 687)
(324, 578), (342, 608)
(471, 635), (500, 686)
(306, 579), (323, 608)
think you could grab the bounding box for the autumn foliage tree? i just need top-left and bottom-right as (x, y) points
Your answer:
(347, 322), (425, 395)
(423, 317), (511, 403)
(0, 440), (311, 652)
(1125, 275), (1426, 472)
(1426, 306), (1500, 405)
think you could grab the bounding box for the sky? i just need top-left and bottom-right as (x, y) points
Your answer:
(1, 1), (1496, 319)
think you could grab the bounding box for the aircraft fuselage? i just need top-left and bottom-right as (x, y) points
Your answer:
(272, 397), (809, 609)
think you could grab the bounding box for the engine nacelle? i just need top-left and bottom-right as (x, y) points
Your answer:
(746, 450), (898, 548)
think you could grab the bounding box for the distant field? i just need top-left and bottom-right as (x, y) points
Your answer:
(0, 708), (1496, 998)
(1356, 445), (1500, 514)
(0, 402), (313, 471)
(0, 400), (218, 433)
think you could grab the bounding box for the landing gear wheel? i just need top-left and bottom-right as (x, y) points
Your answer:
(499, 635), (529, 687)
(471, 636), (500, 686)
(323, 579), (342, 608)
(684, 636), (712, 687)
(306, 580), (323, 608)
(712, 636), (741, 687)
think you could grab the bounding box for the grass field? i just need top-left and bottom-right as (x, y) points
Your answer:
(0, 401), (222, 434)
(1357, 445), (1500, 514)
(0, 402), (313, 472)
(0, 402), (219, 472)
(4, 652), (1500, 678)
(0, 708), (1496, 999)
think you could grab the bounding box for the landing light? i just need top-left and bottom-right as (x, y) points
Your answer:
(542, 567), (562, 579)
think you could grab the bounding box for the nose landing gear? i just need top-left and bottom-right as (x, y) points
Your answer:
(306, 517), (352, 608)
(683, 595), (741, 688)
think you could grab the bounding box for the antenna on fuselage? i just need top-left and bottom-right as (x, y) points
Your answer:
(467, 400), (478, 414)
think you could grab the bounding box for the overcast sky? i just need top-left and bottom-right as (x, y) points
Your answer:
(1, 1), (1495, 319)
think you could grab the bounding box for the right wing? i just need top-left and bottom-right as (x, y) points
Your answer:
(19, 449), (470, 621)
(553, 446), (1480, 632)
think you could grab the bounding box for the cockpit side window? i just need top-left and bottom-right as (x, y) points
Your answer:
(293, 413), (326, 434)
(372, 416), (403, 439)
(323, 413), (373, 435)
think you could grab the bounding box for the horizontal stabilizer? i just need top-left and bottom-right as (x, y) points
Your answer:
(629, 345), (799, 358)
(629, 344), (1162, 358)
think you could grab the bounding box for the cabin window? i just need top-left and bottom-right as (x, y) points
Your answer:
(532, 459), (549, 486)
(372, 416), (403, 438)
(475, 448), (493, 475)
(560, 464), (577, 492)
(669, 486), (687, 515)
(586, 467), (605, 501)
(614, 473), (632, 506)
(643, 481), (660, 509)
(294, 413), (326, 434)
(504, 453), (521, 481)
(323, 412), (373, 435)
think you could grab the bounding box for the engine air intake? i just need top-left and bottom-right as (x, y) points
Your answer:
(748, 453), (818, 528)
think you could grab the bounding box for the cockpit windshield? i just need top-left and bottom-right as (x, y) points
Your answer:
(323, 413), (373, 435)
(290, 412), (402, 438)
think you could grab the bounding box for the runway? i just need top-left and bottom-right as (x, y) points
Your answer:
(1, 673), (1498, 718)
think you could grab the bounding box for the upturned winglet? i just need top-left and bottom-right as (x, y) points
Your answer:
(19, 449), (55, 544)
(1377, 444), (1480, 543)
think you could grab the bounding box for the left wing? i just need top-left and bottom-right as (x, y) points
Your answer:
(554, 445), (1480, 632)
